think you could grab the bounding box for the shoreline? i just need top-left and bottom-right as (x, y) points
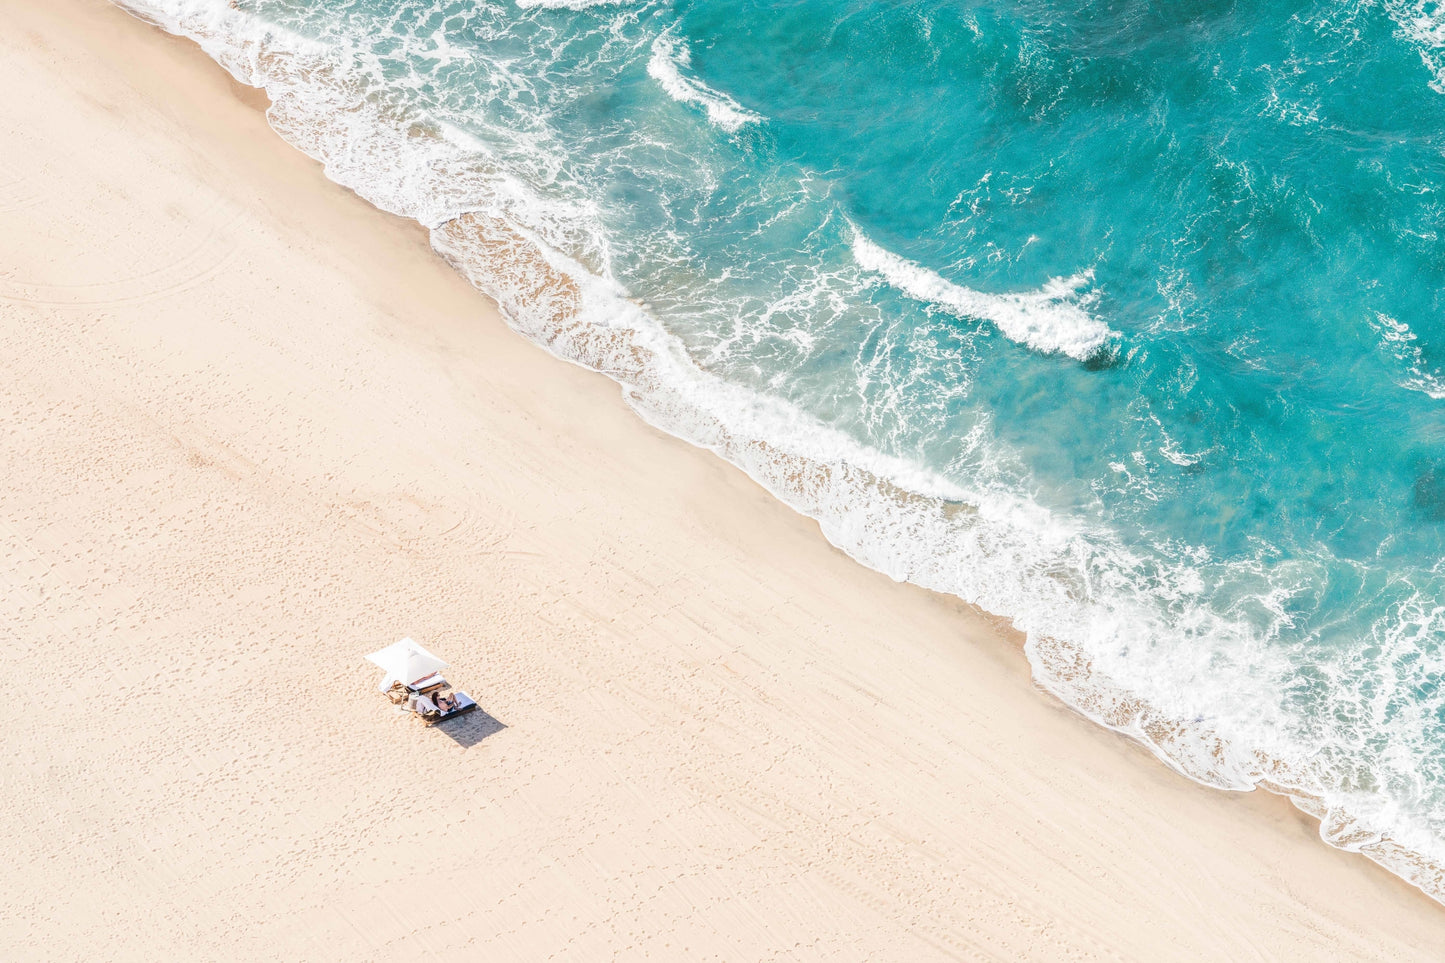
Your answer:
(2, 0), (1444, 958)
(113, 0), (1445, 907)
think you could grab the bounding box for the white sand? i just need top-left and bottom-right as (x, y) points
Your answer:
(2, 1), (1443, 959)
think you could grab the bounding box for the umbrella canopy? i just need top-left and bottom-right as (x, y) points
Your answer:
(366, 637), (448, 691)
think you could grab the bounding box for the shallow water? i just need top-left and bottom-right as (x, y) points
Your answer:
(126, 0), (1445, 899)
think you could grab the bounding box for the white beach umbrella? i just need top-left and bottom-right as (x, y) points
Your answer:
(366, 637), (448, 691)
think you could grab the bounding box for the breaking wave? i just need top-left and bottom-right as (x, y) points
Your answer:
(647, 31), (763, 133)
(851, 228), (1115, 362)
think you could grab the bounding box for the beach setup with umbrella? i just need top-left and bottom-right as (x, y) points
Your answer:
(366, 637), (478, 725)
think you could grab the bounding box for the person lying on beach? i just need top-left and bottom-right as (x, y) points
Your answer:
(436, 693), (457, 712)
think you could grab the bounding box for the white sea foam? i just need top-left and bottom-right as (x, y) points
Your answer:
(113, 0), (1445, 906)
(1158, 436), (1209, 468)
(850, 229), (1115, 361)
(515, 0), (632, 10)
(1372, 312), (1445, 399)
(647, 31), (763, 133)
(1383, 0), (1445, 94)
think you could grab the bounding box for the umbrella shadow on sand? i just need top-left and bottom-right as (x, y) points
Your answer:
(435, 706), (507, 749)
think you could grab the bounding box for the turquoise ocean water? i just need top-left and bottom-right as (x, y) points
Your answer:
(128, 0), (1445, 898)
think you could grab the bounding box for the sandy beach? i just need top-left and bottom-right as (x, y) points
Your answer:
(2, 1), (1444, 959)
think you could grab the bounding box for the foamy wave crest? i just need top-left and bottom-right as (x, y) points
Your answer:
(850, 230), (1115, 361)
(1372, 312), (1445, 398)
(113, 0), (1445, 906)
(647, 31), (763, 133)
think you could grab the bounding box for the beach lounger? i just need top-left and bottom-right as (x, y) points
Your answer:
(423, 691), (479, 726)
(366, 638), (480, 727)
